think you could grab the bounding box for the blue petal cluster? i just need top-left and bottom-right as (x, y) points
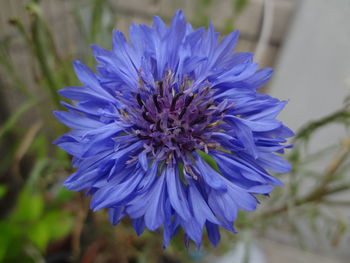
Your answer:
(55, 10), (293, 247)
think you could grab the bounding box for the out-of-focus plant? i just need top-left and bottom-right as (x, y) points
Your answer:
(262, 100), (350, 216)
(248, 98), (350, 253)
(192, 0), (250, 34)
(0, 0), (349, 262)
(0, 185), (73, 262)
(0, 0), (115, 262)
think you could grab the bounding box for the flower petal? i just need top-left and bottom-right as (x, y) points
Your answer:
(166, 166), (191, 221)
(144, 170), (167, 230)
(194, 154), (227, 191)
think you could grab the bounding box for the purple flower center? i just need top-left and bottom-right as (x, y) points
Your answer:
(121, 73), (231, 164)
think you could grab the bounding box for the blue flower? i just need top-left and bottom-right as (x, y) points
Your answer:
(54, 10), (293, 248)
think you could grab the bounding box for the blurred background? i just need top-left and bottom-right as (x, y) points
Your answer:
(0, 0), (349, 262)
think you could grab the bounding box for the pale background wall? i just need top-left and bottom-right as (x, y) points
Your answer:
(269, 0), (350, 261)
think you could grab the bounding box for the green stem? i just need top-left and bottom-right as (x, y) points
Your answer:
(323, 200), (350, 206)
(294, 108), (350, 143)
(0, 99), (38, 139)
(90, 0), (107, 43)
(0, 46), (31, 98)
(258, 184), (350, 218)
(8, 18), (33, 49)
(259, 140), (350, 218)
(30, 13), (61, 108)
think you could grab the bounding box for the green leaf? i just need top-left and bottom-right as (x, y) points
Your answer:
(0, 185), (7, 198)
(14, 188), (44, 221)
(0, 241), (7, 262)
(0, 224), (10, 262)
(43, 211), (73, 240)
(53, 188), (74, 204)
(27, 223), (49, 251)
(0, 221), (23, 261)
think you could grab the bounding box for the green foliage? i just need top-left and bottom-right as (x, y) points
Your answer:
(0, 99), (37, 140)
(233, 0), (250, 14)
(14, 188), (44, 221)
(91, 0), (108, 43)
(223, 18), (235, 35)
(0, 40), (30, 97)
(191, 0), (250, 36)
(0, 0), (92, 261)
(0, 185), (7, 199)
(0, 185), (73, 261)
(72, 0), (115, 56)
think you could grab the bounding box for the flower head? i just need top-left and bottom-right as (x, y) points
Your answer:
(55, 10), (293, 247)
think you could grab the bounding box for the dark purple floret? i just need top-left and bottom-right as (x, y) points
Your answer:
(122, 74), (230, 166)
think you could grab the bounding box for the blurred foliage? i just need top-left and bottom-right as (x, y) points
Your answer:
(0, 186), (73, 262)
(234, 0), (250, 14)
(193, 0), (250, 34)
(0, 0), (349, 262)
